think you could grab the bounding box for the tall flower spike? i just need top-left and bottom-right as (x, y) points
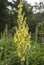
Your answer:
(14, 3), (31, 62)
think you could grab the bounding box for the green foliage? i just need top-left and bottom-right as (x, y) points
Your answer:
(0, 26), (44, 65)
(28, 43), (44, 65)
(0, 26), (20, 65)
(0, 0), (9, 32)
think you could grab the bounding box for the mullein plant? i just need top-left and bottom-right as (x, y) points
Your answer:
(14, 3), (31, 62)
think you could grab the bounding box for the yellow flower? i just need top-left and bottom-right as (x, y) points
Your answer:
(18, 8), (22, 13)
(18, 52), (21, 57)
(21, 57), (25, 61)
(16, 31), (19, 35)
(14, 37), (17, 43)
(26, 42), (29, 46)
(22, 38), (24, 42)
(20, 40), (23, 44)
(20, 28), (24, 33)
(18, 15), (21, 19)
(18, 44), (21, 48)
(18, 4), (23, 8)
(23, 29), (28, 37)
(17, 32), (21, 39)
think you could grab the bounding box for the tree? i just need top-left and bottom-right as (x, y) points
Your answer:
(8, 0), (34, 33)
(0, 0), (9, 32)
